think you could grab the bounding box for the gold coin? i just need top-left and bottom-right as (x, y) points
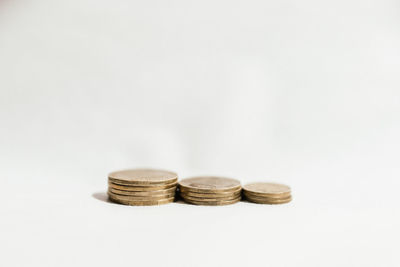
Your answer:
(182, 197), (241, 206)
(108, 169), (178, 185)
(179, 186), (242, 195)
(243, 182), (291, 198)
(181, 193), (241, 202)
(245, 195), (292, 204)
(108, 181), (177, 191)
(243, 190), (290, 199)
(179, 176), (241, 193)
(109, 195), (175, 206)
(108, 187), (176, 197)
(180, 190), (241, 200)
(107, 191), (176, 201)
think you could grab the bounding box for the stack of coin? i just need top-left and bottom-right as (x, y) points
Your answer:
(243, 182), (292, 204)
(178, 176), (241, 206)
(107, 169), (178, 206)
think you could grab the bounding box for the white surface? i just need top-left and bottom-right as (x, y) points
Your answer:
(1, 0), (400, 266)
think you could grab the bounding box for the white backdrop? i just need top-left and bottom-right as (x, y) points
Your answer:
(1, 0), (399, 266)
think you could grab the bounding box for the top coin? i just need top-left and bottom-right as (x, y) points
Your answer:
(243, 182), (291, 197)
(108, 169), (178, 185)
(179, 176), (241, 193)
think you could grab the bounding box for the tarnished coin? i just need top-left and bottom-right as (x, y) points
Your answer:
(109, 195), (175, 206)
(179, 176), (241, 193)
(107, 191), (176, 201)
(181, 193), (241, 202)
(182, 197), (241, 206)
(108, 187), (176, 197)
(108, 169), (178, 185)
(108, 181), (177, 191)
(245, 195), (292, 204)
(180, 190), (241, 200)
(243, 182), (291, 198)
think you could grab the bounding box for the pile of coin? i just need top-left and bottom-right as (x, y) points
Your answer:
(243, 182), (292, 204)
(178, 176), (242, 205)
(107, 169), (178, 206)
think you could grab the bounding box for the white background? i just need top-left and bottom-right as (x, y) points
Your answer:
(1, 0), (399, 266)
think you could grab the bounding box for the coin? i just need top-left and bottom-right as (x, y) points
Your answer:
(107, 191), (176, 201)
(108, 187), (176, 196)
(243, 191), (290, 199)
(180, 189), (241, 199)
(108, 169), (178, 185)
(179, 186), (242, 195)
(108, 181), (177, 191)
(179, 176), (241, 193)
(180, 190), (241, 199)
(245, 195), (292, 204)
(180, 193), (241, 202)
(109, 195), (175, 206)
(182, 197), (241, 206)
(243, 182), (291, 198)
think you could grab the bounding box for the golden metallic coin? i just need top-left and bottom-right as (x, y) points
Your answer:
(179, 176), (241, 193)
(245, 195), (292, 204)
(108, 181), (177, 191)
(179, 186), (242, 196)
(180, 190), (241, 200)
(182, 197), (241, 206)
(107, 191), (176, 201)
(109, 195), (175, 206)
(108, 187), (176, 197)
(243, 190), (290, 199)
(243, 182), (291, 198)
(108, 169), (178, 185)
(181, 193), (241, 202)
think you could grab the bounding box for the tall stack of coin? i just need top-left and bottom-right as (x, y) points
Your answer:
(178, 176), (241, 206)
(107, 169), (178, 206)
(243, 182), (292, 204)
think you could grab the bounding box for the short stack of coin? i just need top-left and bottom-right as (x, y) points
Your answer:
(178, 176), (242, 206)
(107, 169), (178, 206)
(243, 182), (292, 204)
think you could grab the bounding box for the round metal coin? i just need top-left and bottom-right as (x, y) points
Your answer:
(179, 176), (241, 193)
(243, 190), (290, 199)
(243, 182), (291, 198)
(182, 197), (241, 206)
(180, 191), (241, 200)
(107, 191), (176, 201)
(181, 194), (241, 202)
(108, 181), (177, 191)
(109, 195), (175, 206)
(245, 195), (292, 204)
(108, 187), (176, 197)
(179, 186), (242, 196)
(108, 169), (178, 185)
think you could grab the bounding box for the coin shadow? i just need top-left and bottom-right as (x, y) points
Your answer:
(173, 199), (190, 205)
(92, 191), (115, 204)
